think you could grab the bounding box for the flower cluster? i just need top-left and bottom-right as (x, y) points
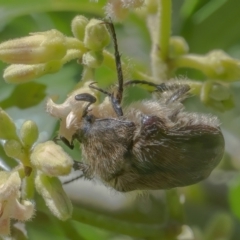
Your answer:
(0, 109), (73, 235)
(0, 15), (118, 237)
(0, 17), (110, 84)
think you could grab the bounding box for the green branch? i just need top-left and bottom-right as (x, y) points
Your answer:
(158, 0), (172, 61)
(147, 0), (172, 81)
(72, 206), (170, 238)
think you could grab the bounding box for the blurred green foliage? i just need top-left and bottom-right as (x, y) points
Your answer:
(0, 0), (240, 239)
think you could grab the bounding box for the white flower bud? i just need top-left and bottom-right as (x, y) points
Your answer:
(3, 61), (62, 83)
(0, 30), (67, 64)
(169, 36), (189, 57)
(31, 141), (73, 176)
(3, 140), (27, 161)
(0, 108), (18, 140)
(35, 173), (72, 220)
(71, 15), (89, 41)
(84, 19), (110, 51)
(20, 120), (39, 148)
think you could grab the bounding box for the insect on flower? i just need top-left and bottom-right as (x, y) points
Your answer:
(56, 20), (225, 192)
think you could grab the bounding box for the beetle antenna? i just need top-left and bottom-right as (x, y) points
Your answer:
(105, 19), (124, 104)
(62, 174), (84, 185)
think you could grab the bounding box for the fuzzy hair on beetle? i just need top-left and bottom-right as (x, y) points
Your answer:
(51, 20), (225, 192)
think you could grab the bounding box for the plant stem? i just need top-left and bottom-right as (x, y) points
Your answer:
(171, 54), (223, 79)
(23, 168), (35, 200)
(72, 206), (168, 238)
(164, 189), (184, 238)
(172, 54), (207, 72)
(147, 0), (172, 81)
(165, 189), (184, 224)
(65, 37), (86, 51)
(59, 219), (85, 240)
(158, 0), (172, 61)
(200, 80), (213, 104)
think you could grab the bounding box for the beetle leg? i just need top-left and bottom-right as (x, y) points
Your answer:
(124, 80), (168, 92)
(124, 79), (189, 93)
(89, 82), (124, 117)
(89, 82), (111, 96)
(63, 161), (93, 184)
(165, 84), (190, 104)
(53, 135), (74, 149)
(62, 174), (84, 184)
(124, 79), (190, 104)
(73, 161), (92, 179)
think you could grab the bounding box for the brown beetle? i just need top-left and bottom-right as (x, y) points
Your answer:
(59, 21), (224, 192)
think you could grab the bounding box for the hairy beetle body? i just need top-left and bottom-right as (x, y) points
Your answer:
(50, 21), (224, 192)
(73, 96), (224, 192)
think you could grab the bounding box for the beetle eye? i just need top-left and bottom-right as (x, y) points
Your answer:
(85, 114), (95, 123)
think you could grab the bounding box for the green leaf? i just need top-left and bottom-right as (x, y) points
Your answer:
(181, 0), (227, 22)
(181, 0), (209, 18)
(181, 0), (240, 53)
(0, 0), (106, 25)
(229, 175), (240, 221)
(0, 82), (46, 109)
(204, 212), (233, 240)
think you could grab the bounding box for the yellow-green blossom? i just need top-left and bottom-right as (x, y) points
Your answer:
(35, 173), (72, 220)
(0, 30), (67, 64)
(31, 141), (73, 177)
